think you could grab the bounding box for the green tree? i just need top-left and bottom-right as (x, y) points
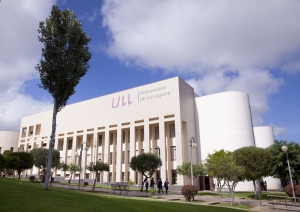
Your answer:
(232, 146), (272, 199)
(176, 163), (206, 180)
(5, 156), (20, 173)
(36, 5), (92, 189)
(205, 150), (233, 188)
(12, 152), (34, 179)
(30, 148), (60, 182)
(3, 150), (13, 158)
(130, 153), (161, 192)
(61, 163), (80, 185)
(267, 140), (300, 187)
(0, 154), (5, 171)
(86, 161), (110, 191)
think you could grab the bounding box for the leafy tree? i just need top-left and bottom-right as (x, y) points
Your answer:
(36, 5), (92, 189)
(130, 153), (161, 192)
(0, 154), (5, 171)
(205, 150), (233, 188)
(30, 148), (60, 182)
(176, 163), (206, 181)
(232, 146), (272, 199)
(267, 140), (300, 187)
(61, 163), (80, 185)
(3, 150), (13, 158)
(5, 156), (20, 173)
(86, 161), (110, 191)
(12, 152), (34, 179)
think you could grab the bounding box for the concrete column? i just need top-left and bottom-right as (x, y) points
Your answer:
(116, 126), (122, 181)
(144, 119), (150, 153)
(159, 117), (166, 181)
(103, 127), (109, 182)
(129, 123), (135, 183)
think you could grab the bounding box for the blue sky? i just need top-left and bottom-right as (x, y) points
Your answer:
(0, 0), (299, 142)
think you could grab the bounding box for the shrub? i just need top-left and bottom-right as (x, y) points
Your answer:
(181, 185), (198, 202)
(150, 189), (158, 197)
(29, 176), (35, 182)
(284, 184), (300, 197)
(84, 182), (89, 187)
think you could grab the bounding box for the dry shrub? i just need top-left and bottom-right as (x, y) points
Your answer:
(284, 184), (300, 197)
(181, 185), (198, 202)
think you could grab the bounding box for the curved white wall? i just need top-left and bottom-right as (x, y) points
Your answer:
(254, 126), (280, 190)
(0, 131), (19, 153)
(254, 126), (274, 148)
(195, 91), (255, 161)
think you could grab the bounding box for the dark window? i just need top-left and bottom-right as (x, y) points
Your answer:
(68, 140), (72, 150)
(122, 131), (126, 143)
(99, 135), (102, 146)
(170, 124), (175, 138)
(155, 126), (159, 140)
(109, 152), (113, 165)
(110, 133), (113, 145)
(141, 129), (144, 141)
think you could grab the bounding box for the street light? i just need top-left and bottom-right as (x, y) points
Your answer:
(78, 142), (89, 190)
(155, 146), (161, 179)
(190, 137), (197, 185)
(281, 144), (296, 202)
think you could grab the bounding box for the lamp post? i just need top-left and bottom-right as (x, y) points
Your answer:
(281, 145), (296, 202)
(155, 146), (161, 179)
(78, 142), (89, 190)
(190, 137), (196, 185)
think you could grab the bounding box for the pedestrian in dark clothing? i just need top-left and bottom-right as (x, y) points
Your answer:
(260, 181), (264, 191)
(150, 178), (155, 190)
(157, 178), (163, 193)
(164, 178), (169, 194)
(145, 180), (149, 192)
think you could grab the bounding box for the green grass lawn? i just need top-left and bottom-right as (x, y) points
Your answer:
(0, 178), (246, 212)
(198, 191), (287, 200)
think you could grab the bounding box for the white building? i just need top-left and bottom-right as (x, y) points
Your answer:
(0, 131), (19, 154)
(17, 77), (278, 190)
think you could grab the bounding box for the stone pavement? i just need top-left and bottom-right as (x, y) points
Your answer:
(51, 183), (298, 211)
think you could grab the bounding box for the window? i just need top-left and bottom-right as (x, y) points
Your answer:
(109, 152), (113, 165)
(122, 151), (125, 164)
(0, 147), (1, 153)
(68, 140), (72, 150)
(22, 128), (27, 137)
(58, 140), (63, 151)
(87, 154), (91, 165)
(110, 133), (113, 145)
(109, 172), (112, 182)
(128, 151), (130, 164)
(42, 143), (47, 147)
(98, 153), (102, 161)
(155, 126), (159, 140)
(67, 156), (71, 165)
(141, 149), (144, 154)
(122, 172), (125, 182)
(122, 131), (126, 143)
(10, 147), (14, 152)
(170, 146), (176, 161)
(99, 135), (102, 146)
(115, 152), (117, 164)
(135, 129), (138, 141)
(128, 131), (130, 143)
(141, 129), (144, 141)
(170, 124), (175, 138)
(172, 170), (177, 184)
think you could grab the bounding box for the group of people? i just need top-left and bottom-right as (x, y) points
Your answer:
(261, 180), (267, 191)
(145, 178), (169, 194)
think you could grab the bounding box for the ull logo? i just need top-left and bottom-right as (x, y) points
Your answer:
(112, 94), (132, 108)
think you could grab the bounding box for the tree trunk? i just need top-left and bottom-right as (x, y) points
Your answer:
(93, 173), (97, 191)
(140, 175), (148, 192)
(253, 180), (262, 200)
(68, 173), (72, 185)
(43, 99), (58, 190)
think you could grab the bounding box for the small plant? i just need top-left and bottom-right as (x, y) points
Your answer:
(29, 176), (35, 182)
(127, 179), (134, 187)
(284, 184), (300, 197)
(181, 185), (198, 202)
(84, 182), (89, 187)
(150, 189), (158, 197)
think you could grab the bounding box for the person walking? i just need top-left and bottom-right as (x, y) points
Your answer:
(150, 178), (155, 190)
(164, 178), (169, 194)
(145, 180), (149, 192)
(157, 178), (163, 193)
(264, 181), (267, 191)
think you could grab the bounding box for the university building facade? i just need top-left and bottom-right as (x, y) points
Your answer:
(17, 77), (278, 190)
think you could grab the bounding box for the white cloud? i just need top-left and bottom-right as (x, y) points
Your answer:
(101, 0), (300, 126)
(270, 124), (288, 137)
(0, 0), (55, 131)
